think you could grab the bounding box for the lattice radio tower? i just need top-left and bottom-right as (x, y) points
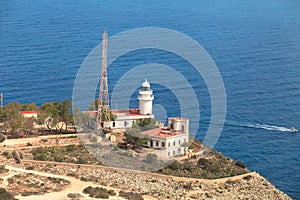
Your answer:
(97, 29), (110, 130)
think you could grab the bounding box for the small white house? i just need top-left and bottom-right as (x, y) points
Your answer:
(141, 118), (189, 158)
(19, 111), (40, 118)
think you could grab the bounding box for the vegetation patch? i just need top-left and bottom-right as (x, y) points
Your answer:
(0, 165), (9, 174)
(119, 191), (144, 200)
(31, 144), (101, 165)
(67, 193), (83, 200)
(0, 188), (16, 200)
(6, 173), (70, 196)
(83, 186), (116, 199)
(156, 149), (248, 179)
(2, 151), (12, 159)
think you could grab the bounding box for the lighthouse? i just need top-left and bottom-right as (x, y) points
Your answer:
(138, 80), (154, 115)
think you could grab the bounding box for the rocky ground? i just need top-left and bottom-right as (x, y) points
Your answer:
(0, 136), (293, 200)
(11, 160), (291, 200)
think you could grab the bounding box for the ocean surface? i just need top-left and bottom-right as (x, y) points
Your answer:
(1, 0), (299, 198)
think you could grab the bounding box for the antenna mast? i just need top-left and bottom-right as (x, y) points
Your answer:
(97, 29), (110, 130)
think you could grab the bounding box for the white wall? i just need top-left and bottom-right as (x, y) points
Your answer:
(110, 120), (133, 129)
(168, 118), (189, 133)
(139, 100), (153, 115)
(165, 134), (189, 157)
(146, 134), (189, 158)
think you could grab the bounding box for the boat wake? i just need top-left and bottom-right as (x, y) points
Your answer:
(225, 120), (297, 133)
(244, 124), (293, 132)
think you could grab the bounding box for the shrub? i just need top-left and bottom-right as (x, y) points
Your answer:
(0, 165), (8, 174)
(83, 186), (113, 199)
(0, 134), (6, 143)
(183, 183), (193, 191)
(26, 142), (32, 146)
(2, 152), (11, 159)
(197, 158), (210, 167)
(67, 193), (83, 199)
(65, 145), (75, 152)
(167, 161), (182, 170)
(67, 173), (76, 177)
(243, 175), (252, 180)
(188, 144), (195, 149)
(25, 166), (34, 170)
(76, 157), (88, 164)
(235, 161), (246, 169)
(119, 191), (144, 200)
(54, 156), (63, 162)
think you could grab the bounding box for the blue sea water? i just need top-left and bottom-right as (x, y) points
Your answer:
(1, 0), (300, 198)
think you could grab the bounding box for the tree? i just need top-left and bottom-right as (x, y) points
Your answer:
(22, 102), (38, 111)
(73, 107), (93, 131)
(60, 100), (72, 131)
(135, 118), (157, 131)
(39, 102), (60, 133)
(23, 117), (34, 136)
(1, 102), (22, 135)
(124, 128), (148, 149)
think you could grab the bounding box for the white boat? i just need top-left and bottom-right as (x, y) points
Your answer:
(290, 127), (297, 133)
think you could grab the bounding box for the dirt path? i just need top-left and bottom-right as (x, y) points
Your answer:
(5, 165), (126, 200)
(20, 159), (257, 184)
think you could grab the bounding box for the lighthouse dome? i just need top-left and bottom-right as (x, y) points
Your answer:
(142, 79), (150, 88)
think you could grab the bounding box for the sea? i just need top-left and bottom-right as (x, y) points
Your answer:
(1, 0), (299, 198)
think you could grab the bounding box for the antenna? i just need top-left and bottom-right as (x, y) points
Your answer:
(96, 29), (111, 131)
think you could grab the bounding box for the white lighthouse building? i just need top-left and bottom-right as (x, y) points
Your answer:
(86, 80), (155, 130)
(138, 80), (154, 115)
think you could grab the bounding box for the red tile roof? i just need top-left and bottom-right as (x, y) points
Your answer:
(19, 111), (40, 115)
(141, 128), (186, 139)
(85, 109), (151, 117)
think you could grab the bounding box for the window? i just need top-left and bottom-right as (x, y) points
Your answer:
(168, 142), (170, 147)
(156, 141), (159, 147)
(173, 150), (175, 156)
(182, 125), (185, 132)
(112, 121), (116, 127)
(170, 123), (174, 130)
(168, 152), (170, 156)
(184, 138), (186, 143)
(162, 142), (165, 148)
(178, 140), (181, 145)
(124, 121), (128, 127)
(173, 141), (176, 146)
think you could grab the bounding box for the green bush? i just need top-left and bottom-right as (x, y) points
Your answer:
(235, 161), (246, 169)
(67, 173), (76, 177)
(119, 191), (144, 200)
(25, 166), (34, 170)
(83, 186), (114, 199)
(197, 158), (210, 167)
(243, 175), (252, 180)
(0, 188), (16, 200)
(26, 142), (32, 146)
(2, 152), (11, 159)
(0, 165), (8, 174)
(76, 157), (88, 164)
(0, 134), (6, 143)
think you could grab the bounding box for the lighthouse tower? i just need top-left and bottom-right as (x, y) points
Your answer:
(138, 80), (154, 115)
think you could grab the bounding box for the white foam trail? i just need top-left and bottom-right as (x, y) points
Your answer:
(244, 124), (292, 132)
